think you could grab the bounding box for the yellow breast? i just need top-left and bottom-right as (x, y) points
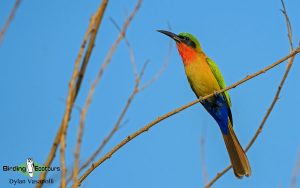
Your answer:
(184, 58), (220, 97)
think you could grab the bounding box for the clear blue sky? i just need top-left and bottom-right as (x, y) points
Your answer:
(1, 0), (300, 187)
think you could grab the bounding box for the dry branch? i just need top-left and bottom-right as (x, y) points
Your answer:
(205, 51), (298, 188)
(140, 24), (172, 91)
(69, 15), (172, 186)
(109, 17), (139, 78)
(75, 47), (300, 186)
(61, 1), (109, 186)
(36, 1), (109, 187)
(71, 0), (142, 186)
(291, 150), (300, 188)
(200, 127), (209, 184)
(0, 0), (21, 45)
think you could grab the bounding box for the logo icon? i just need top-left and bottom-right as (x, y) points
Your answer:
(26, 158), (35, 178)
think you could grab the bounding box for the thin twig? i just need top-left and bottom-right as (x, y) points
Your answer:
(69, 12), (171, 186)
(246, 0), (295, 152)
(125, 34), (139, 79)
(109, 17), (138, 79)
(139, 23), (173, 91)
(60, 13), (98, 188)
(95, 0), (142, 85)
(205, 51), (298, 188)
(205, 1), (296, 186)
(70, 0), (142, 186)
(61, 1), (110, 185)
(60, 139), (67, 188)
(52, 16), (94, 188)
(280, 0), (293, 51)
(200, 126), (209, 184)
(73, 57), (145, 184)
(72, 59), (148, 186)
(75, 48), (300, 187)
(68, 63), (149, 186)
(36, 1), (109, 187)
(0, 0), (21, 45)
(69, 15), (98, 188)
(291, 150), (300, 188)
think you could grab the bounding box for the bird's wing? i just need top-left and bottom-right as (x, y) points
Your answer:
(206, 58), (231, 106)
(207, 58), (233, 124)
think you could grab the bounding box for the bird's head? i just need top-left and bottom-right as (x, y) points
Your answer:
(157, 30), (203, 64)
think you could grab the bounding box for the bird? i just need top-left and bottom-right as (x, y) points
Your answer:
(157, 30), (251, 178)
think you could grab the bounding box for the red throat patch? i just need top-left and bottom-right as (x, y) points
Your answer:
(176, 43), (198, 66)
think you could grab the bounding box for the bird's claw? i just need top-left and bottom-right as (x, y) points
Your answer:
(198, 96), (204, 103)
(213, 91), (219, 97)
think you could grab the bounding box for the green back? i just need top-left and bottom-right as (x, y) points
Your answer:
(207, 58), (231, 107)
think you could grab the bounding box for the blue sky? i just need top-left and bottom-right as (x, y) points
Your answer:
(1, 0), (300, 187)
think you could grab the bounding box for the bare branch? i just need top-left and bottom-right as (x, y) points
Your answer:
(281, 0), (293, 51)
(205, 1), (297, 186)
(140, 23), (173, 91)
(72, 58), (147, 186)
(206, 50), (299, 188)
(67, 62), (150, 186)
(62, 0), (111, 184)
(291, 150), (300, 188)
(110, 17), (139, 79)
(200, 127), (209, 184)
(70, 0), (142, 186)
(75, 48), (300, 187)
(36, 1), (109, 187)
(95, 0), (142, 85)
(0, 0), (21, 45)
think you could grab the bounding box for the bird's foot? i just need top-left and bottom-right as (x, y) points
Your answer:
(213, 90), (219, 97)
(198, 96), (204, 104)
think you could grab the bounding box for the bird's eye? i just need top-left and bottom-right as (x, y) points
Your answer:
(178, 35), (196, 48)
(186, 40), (196, 49)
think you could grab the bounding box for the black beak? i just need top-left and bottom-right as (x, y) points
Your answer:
(157, 30), (181, 42)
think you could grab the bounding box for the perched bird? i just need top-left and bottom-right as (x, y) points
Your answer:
(157, 30), (251, 178)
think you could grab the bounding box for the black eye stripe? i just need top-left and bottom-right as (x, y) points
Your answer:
(186, 40), (196, 48)
(178, 35), (196, 48)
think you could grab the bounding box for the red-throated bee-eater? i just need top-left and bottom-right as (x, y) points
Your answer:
(157, 30), (251, 178)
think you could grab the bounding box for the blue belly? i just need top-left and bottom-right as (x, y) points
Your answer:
(202, 94), (229, 134)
